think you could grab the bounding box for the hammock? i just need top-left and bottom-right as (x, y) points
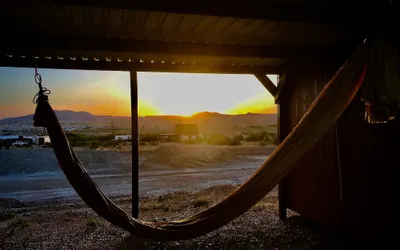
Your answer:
(32, 44), (368, 241)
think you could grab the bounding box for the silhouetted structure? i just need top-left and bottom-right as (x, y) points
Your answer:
(175, 124), (199, 142)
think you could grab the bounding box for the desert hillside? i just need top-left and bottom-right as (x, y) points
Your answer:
(1, 110), (277, 133)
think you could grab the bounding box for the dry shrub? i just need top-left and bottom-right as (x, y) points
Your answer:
(193, 196), (210, 208)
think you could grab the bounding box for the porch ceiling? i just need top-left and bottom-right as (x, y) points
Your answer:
(0, 1), (387, 73)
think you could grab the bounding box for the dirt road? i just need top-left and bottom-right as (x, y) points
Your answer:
(0, 145), (271, 204)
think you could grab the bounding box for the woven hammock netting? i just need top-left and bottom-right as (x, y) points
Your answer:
(31, 34), (399, 241)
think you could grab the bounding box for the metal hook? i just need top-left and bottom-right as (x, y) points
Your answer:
(33, 61), (44, 94)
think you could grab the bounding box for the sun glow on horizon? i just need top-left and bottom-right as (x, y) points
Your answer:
(0, 68), (278, 119)
(137, 72), (277, 117)
(226, 92), (277, 115)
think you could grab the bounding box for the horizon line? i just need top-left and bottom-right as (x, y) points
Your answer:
(0, 110), (277, 120)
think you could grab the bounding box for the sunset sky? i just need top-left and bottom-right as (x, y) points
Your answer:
(0, 67), (277, 119)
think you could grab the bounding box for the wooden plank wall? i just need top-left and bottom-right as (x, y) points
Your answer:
(280, 62), (400, 241)
(279, 65), (343, 229)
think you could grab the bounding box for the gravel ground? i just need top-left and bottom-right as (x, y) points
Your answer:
(0, 148), (132, 176)
(0, 185), (354, 250)
(0, 145), (275, 176)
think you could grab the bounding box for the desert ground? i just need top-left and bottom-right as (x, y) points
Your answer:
(0, 143), (272, 203)
(0, 185), (354, 250)
(0, 143), (356, 249)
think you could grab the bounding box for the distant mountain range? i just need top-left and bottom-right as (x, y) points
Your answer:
(0, 110), (98, 124)
(0, 110), (127, 127)
(0, 110), (277, 133)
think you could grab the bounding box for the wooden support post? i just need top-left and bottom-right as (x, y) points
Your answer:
(276, 76), (288, 220)
(256, 73), (287, 219)
(254, 73), (278, 97)
(278, 185), (288, 220)
(130, 70), (139, 218)
(277, 108), (288, 220)
(274, 73), (287, 104)
(278, 193), (287, 220)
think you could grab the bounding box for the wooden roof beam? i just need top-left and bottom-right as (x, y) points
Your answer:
(254, 73), (277, 97)
(34, 0), (386, 24)
(1, 36), (358, 59)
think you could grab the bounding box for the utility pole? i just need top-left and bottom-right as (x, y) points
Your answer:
(111, 119), (115, 137)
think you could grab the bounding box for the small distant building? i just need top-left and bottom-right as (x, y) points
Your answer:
(158, 133), (178, 142)
(0, 135), (20, 147)
(175, 124), (199, 142)
(114, 135), (132, 141)
(0, 135), (50, 146)
(27, 135), (51, 145)
(0, 135), (19, 141)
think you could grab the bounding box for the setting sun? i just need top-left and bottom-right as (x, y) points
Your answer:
(137, 72), (277, 117)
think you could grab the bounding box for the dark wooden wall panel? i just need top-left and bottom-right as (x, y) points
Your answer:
(336, 99), (400, 240)
(280, 62), (400, 242)
(280, 66), (342, 229)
